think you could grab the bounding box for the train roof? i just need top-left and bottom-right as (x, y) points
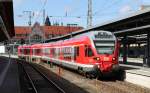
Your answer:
(45, 30), (111, 43)
(31, 44), (43, 48)
(42, 31), (116, 47)
(18, 45), (31, 49)
(73, 30), (114, 38)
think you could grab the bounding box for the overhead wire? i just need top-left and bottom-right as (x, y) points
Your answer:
(93, 0), (121, 16)
(34, 0), (47, 22)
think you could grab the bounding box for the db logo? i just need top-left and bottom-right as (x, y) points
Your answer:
(104, 57), (109, 61)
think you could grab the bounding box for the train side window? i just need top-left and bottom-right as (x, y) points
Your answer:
(38, 49), (41, 54)
(20, 49), (23, 54)
(24, 49), (26, 54)
(35, 49), (41, 55)
(28, 49), (30, 54)
(44, 48), (50, 55)
(24, 49), (28, 54)
(51, 48), (56, 57)
(26, 49), (30, 54)
(85, 46), (94, 57)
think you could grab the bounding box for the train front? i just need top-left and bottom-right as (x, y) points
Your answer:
(91, 31), (123, 79)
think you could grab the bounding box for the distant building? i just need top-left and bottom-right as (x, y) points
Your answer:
(45, 16), (51, 26)
(139, 5), (150, 10)
(12, 22), (83, 44)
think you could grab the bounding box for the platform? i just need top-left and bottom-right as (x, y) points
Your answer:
(1, 54), (18, 59)
(120, 63), (150, 88)
(0, 56), (20, 93)
(119, 57), (143, 66)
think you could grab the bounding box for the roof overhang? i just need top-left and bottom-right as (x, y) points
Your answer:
(45, 8), (150, 44)
(0, 0), (15, 42)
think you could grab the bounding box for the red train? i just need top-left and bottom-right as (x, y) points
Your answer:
(18, 30), (125, 80)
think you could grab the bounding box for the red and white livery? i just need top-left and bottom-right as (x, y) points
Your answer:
(18, 30), (124, 79)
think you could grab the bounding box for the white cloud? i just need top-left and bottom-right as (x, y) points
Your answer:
(119, 5), (132, 14)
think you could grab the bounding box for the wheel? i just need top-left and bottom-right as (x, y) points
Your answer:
(116, 69), (126, 81)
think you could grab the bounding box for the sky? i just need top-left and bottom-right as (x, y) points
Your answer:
(13, 0), (150, 28)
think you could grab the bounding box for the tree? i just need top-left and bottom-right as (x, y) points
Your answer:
(45, 16), (51, 26)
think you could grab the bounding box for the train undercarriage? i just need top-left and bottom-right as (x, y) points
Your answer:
(19, 56), (126, 81)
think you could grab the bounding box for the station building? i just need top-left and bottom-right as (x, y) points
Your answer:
(12, 22), (83, 44)
(6, 22), (83, 54)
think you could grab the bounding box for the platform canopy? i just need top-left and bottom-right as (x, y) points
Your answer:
(45, 8), (150, 44)
(0, 0), (15, 42)
(84, 8), (150, 44)
(89, 9), (150, 36)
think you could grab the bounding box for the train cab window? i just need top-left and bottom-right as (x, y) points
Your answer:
(85, 46), (94, 57)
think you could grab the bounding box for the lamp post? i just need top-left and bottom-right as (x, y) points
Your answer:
(23, 11), (32, 44)
(87, 0), (92, 27)
(23, 11), (33, 63)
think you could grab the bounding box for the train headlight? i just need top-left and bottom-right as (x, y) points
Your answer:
(112, 57), (116, 61)
(94, 57), (100, 61)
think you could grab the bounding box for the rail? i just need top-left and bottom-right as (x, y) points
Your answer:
(19, 61), (66, 93)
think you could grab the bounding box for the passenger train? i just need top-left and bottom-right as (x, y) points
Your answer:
(18, 30), (125, 80)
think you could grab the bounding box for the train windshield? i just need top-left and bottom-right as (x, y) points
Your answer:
(94, 40), (115, 54)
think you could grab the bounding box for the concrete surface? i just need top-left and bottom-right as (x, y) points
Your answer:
(126, 73), (150, 89)
(119, 57), (143, 63)
(0, 57), (20, 93)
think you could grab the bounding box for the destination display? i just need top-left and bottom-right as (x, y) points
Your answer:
(95, 32), (113, 38)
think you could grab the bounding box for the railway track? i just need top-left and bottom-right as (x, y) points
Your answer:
(17, 60), (150, 93)
(36, 62), (150, 93)
(18, 61), (66, 93)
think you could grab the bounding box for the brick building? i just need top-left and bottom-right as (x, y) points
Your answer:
(13, 22), (83, 44)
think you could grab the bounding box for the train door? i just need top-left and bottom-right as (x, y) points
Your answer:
(32, 48), (35, 56)
(30, 48), (33, 62)
(20, 48), (23, 57)
(71, 46), (75, 62)
(50, 48), (55, 58)
(77, 45), (85, 64)
(55, 48), (59, 59)
(84, 45), (94, 64)
(74, 46), (79, 62)
(57, 48), (61, 59)
(59, 47), (63, 60)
